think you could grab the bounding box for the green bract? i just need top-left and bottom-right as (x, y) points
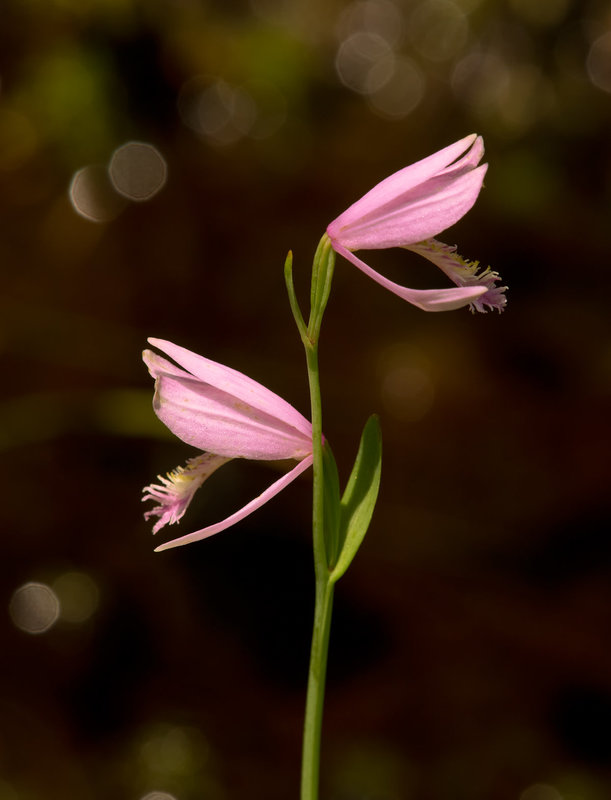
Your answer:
(329, 415), (382, 582)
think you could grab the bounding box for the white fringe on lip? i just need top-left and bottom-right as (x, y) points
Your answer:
(406, 238), (507, 313)
(143, 452), (231, 534)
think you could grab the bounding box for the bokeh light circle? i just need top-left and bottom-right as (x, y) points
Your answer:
(9, 582), (60, 634)
(109, 142), (167, 201)
(336, 32), (392, 94)
(336, 0), (404, 48)
(70, 164), (125, 222)
(519, 783), (563, 800)
(178, 77), (261, 145)
(53, 571), (100, 624)
(368, 56), (425, 118)
(407, 0), (469, 62)
(140, 792), (177, 800)
(587, 31), (611, 94)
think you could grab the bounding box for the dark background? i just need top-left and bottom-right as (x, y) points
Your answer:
(2, 0), (611, 798)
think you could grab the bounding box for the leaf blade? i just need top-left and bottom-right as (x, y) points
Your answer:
(330, 415), (382, 582)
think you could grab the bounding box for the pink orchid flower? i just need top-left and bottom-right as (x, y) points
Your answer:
(142, 338), (313, 551)
(326, 133), (506, 313)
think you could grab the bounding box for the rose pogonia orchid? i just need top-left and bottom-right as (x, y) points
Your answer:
(142, 338), (314, 551)
(326, 133), (506, 313)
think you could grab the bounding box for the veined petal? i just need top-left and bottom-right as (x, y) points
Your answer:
(154, 454), (314, 551)
(406, 239), (507, 313)
(148, 338), (312, 439)
(332, 241), (487, 312)
(153, 372), (313, 460)
(143, 453), (230, 534)
(328, 164), (487, 251)
(328, 134), (481, 234)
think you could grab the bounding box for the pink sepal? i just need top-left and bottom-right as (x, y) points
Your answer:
(155, 455), (314, 551)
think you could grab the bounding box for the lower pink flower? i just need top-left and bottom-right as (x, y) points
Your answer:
(142, 338), (313, 551)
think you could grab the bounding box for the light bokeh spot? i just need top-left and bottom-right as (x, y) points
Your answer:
(381, 364), (435, 422)
(178, 78), (261, 145)
(140, 793), (177, 800)
(335, 32), (393, 94)
(519, 784), (563, 800)
(587, 31), (611, 95)
(378, 346), (435, 422)
(9, 582), (60, 634)
(407, 0), (469, 62)
(452, 48), (556, 132)
(140, 724), (208, 777)
(368, 56), (425, 118)
(452, 50), (511, 106)
(109, 141), (167, 201)
(504, 65), (554, 131)
(337, 0), (404, 48)
(69, 164), (125, 222)
(53, 571), (100, 624)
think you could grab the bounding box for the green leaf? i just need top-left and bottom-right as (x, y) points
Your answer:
(330, 415), (382, 582)
(322, 441), (341, 568)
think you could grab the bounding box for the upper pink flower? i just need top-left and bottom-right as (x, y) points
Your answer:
(142, 338), (313, 551)
(326, 134), (506, 313)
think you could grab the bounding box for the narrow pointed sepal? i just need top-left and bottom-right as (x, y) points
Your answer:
(153, 455), (314, 551)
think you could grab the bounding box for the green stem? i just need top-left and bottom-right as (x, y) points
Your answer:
(301, 339), (333, 800)
(305, 342), (326, 572)
(301, 574), (334, 800)
(285, 238), (337, 800)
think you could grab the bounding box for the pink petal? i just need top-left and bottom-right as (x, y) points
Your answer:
(143, 349), (192, 381)
(329, 134), (480, 234)
(438, 134), (484, 176)
(334, 242), (487, 312)
(328, 164), (487, 251)
(154, 455), (314, 551)
(153, 372), (312, 460)
(148, 338), (312, 439)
